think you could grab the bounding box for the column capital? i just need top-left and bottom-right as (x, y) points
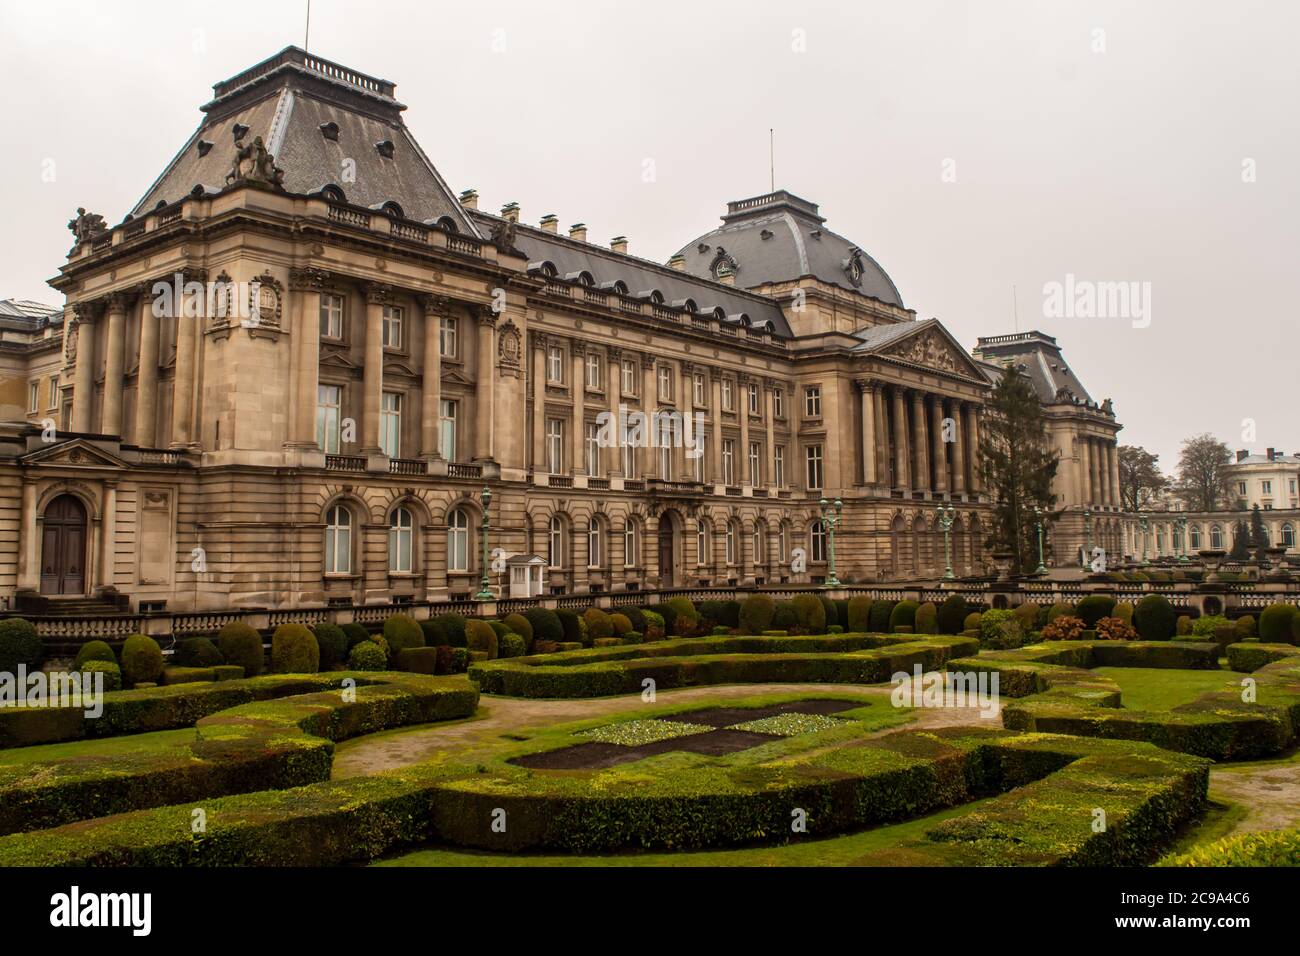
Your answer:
(532, 330), (549, 351)
(640, 352), (656, 371)
(764, 376), (783, 390)
(571, 338), (588, 357)
(289, 267), (331, 292)
(474, 304), (499, 326)
(105, 290), (131, 313)
(71, 300), (101, 324)
(854, 377), (878, 394)
(607, 346), (623, 363)
(364, 282), (392, 305)
(708, 365), (725, 382)
(416, 292), (453, 316)
(680, 359), (695, 376)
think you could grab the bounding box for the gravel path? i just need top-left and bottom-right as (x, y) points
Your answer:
(1209, 758), (1300, 837)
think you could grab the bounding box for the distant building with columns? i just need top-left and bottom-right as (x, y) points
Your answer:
(0, 48), (1129, 612)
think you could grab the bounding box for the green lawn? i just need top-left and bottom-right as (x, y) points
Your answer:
(374, 795), (1002, 868)
(1092, 667), (1240, 712)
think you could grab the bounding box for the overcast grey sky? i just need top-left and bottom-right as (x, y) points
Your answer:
(2, 0), (1296, 472)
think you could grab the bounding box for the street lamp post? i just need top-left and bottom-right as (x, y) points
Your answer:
(1033, 505), (1048, 576)
(935, 502), (956, 581)
(1138, 512), (1150, 566)
(819, 497), (844, 588)
(1081, 508), (1092, 570)
(475, 485), (494, 601)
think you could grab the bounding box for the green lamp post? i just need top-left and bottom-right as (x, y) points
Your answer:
(475, 485), (494, 601)
(1138, 512), (1150, 566)
(819, 497), (844, 588)
(1033, 505), (1048, 575)
(1081, 508), (1092, 570)
(935, 502), (956, 581)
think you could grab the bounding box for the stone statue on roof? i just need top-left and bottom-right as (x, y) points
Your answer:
(226, 136), (285, 189)
(67, 208), (107, 246)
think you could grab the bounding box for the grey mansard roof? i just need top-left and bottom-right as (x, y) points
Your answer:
(129, 47), (478, 235)
(972, 331), (1099, 406)
(671, 191), (904, 307)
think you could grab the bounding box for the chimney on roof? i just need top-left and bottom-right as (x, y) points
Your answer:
(1266, 447), (1276, 461)
(569, 223), (587, 242)
(459, 189), (478, 210)
(610, 236), (628, 255)
(501, 202), (520, 223)
(668, 254), (686, 271)
(716, 262), (736, 286)
(539, 214), (558, 233)
(1236, 449), (1249, 462)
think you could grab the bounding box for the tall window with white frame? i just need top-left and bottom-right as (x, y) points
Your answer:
(693, 432), (706, 483)
(748, 441), (761, 486)
(585, 423), (602, 477)
(622, 441), (637, 479)
(747, 382), (760, 416)
(439, 399), (457, 460)
(752, 524), (764, 568)
(548, 516), (565, 568)
(325, 505), (352, 574)
(48, 375), (60, 410)
(382, 304), (404, 350)
(623, 521), (638, 568)
(316, 384), (342, 453)
(697, 520), (711, 566)
(548, 345), (565, 383)
(811, 520), (827, 562)
(439, 314), (458, 358)
(447, 508), (469, 572)
(779, 523), (789, 563)
(320, 293), (344, 339)
(693, 372), (706, 407)
(658, 364), (673, 402)
(28, 382), (38, 414)
(587, 518), (603, 568)
(804, 386), (822, 418)
(774, 445), (785, 487)
(805, 444), (824, 490)
(621, 358), (637, 396)
(586, 351), (602, 390)
(380, 392), (401, 458)
(722, 439), (736, 486)
(388, 506), (413, 573)
(725, 520), (737, 566)
(545, 418), (565, 474)
(721, 377), (733, 411)
(773, 387), (784, 419)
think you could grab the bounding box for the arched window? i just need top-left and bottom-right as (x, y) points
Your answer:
(778, 522), (789, 563)
(447, 508), (470, 572)
(435, 216), (459, 233)
(752, 524), (765, 567)
(587, 517), (605, 568)
(697, 520), (711, 566)
(1210, 524), (1223, 550)
(1282, 523), (1295, 548)
(321, 184), (346, 203)
(1189, 524), (1202, 550)
(548, 515), (566, 568)
(811, 520), (827, 563)
(389, 506), (414, 573)
(381, 200), (404, 219)
(325, 505), (352, 574)
(725, 521), (738, 565)
(623, 520), (639, 568)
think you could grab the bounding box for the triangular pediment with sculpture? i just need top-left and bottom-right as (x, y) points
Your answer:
(20, 438), (131, 470)
(871, 321), (987, 381)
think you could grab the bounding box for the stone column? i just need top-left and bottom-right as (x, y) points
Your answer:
(874, 387), (890, 488)
(70, 302), (98, 434)
(710, 369), (724, 485)
(17, 478), (37, 591)
(967, 405), (982, 494)
(418, 294), (446, 458)
(360, 284), (388, 454)
(289, 268), (326, 448)
(951, 400), (967, 495)
(532, 333), (547, 471)
(911, 391), (929, 491)
(606, 348), (622, 477)
(1108, 441), (1121, 508)
(738, 373), (751, 487)
(858, 380), (877, 486)
(929, 395), (947, 494)
(891, 386), (910, 490)
(170, 271), (203, 449)
(99, 292), (129, 436)
(134, 287), (160, 446)
(571, 340), (586, 474)
(765, 378), (778, 488)
(640, 354), (657, 479)
(473, 306), (496, 462)
(98, 481), (117, 590)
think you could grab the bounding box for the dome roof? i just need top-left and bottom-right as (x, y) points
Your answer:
(672, 191), (903, 307)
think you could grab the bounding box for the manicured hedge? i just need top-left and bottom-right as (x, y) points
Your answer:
(270, 624), (319, 674)
(174, 636), (222, 668)
(465, 619), (499, 660)
(312, 623), (349, 669)
(503, 613), (534, 646)
(847, 595), (873, 632)
(1161, 827), (1300, 867)
(73, 640), (116, 670)
(1259, 603), (1297, 644)
(121, 634), (164, 687)
(349, 641), (388, 671)
(1075, 595), (1116, 627)
(1134, 595), (1176, 641)
(1226, 642), (1297, 673)
(218, 622), (265, 677)
(0, 618), (41, 674)
(936, 595), (967, 635)
(383, 615), (425, 656)
(889, 600), (919, 632)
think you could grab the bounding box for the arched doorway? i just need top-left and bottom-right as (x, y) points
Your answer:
(41, 494), (87, 595)
(658, 509), (683, 587)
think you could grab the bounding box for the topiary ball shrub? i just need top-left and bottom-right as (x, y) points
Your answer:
(504, 613), (534, 646)
(270, 623), (320, 674)
(72, 639), (116, 671)
(914, 602), (938, 634)
(790, 594), (827, 634)
(648, 603), (679, 636)
(621, 607), (646, 633)
(120, 634), (164, 686)
(489, 620), (511, 639)
(1046, 602), (1075, 622)
(1041, 614), (1086, 641)
(523, 608), (563, 645)
(964, 611), (982, 632)
(342, 622), (373, 649)
(394, 647), (439, 674)
(978, 609), (1026, 650)
(739, 595), (777, 634)
(846, 595), (873, 632)
(583, 608), (614, 642)
(697, 599), (738, 630)
(465, 618), (499, 659)
(347, 640), (387, 671)
(1075, 595), (1117, 627)
(1259, 604), (1297, 643)
(499, 633), (527, 659)
(622, 631), (644, 644)
(641, 610), (666, 640)
(434, 613), (468, 647)
(664, 597), (699, 633)
(828, 624), (844, 634)
(936, 595), (968, 635)
(174, 636), (222, 668)
(420, 618), (448, 647)
(1191, 614), (1230, 637)
(1175, 614), (1192, 636)
(0, 618), (42, 674)
(556, 608), (582, 644)
(869, 600), (896, 633)
(383, 614), (425, 655)
(217, 622), (264, 677)
(434, 645), (455, 675)
(309, 622), (348, 669)
(1095, 616), (1138, 641)
(79, 660), (122, 692)
(1012, 603), (1039, 633)
(819, 596), (838, 630)
(1234, 615), (1256, 638)
(1134, 594), (1176, 641)
(450, 648), (469, 673)
(1113, 602), (1135, 625)
(609, 613), (632, 636)
(889, 600), (919, 633)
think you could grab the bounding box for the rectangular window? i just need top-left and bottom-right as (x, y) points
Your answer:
(804, 386), (822, 418)
(747, 383), (759, 416)
(28, 382), (38, 414)
(721, 378), (733, 411)
(586, 423), (602, 476)
(773, 388), (784, 418)
(723, 439), (736, 486)
(621, 359), (637, 396)
(693, 373), (706, 407)
(1238, 481), (1248, 496)
(749, 441), (761, 486)
(586, 352), (602, 390)
(1262, 480), (1272, 495)
(546, 418), (564, 473)
(658, 365), (673, 401)
(439, 399), (457, 461)
(316, 385), (342, 453)
(382, 305), (404, 350)
(774, 445), (786, 487)
(622, 442), (637, 479)
(548, 346), (565, 383)
(806, 444), (824, 489)
(48, 375), (59, 410)
(693, 433), (706, 483)
(659, 445), (672, 480)
(380, 391), (402, 458)
(439, 315), (458, 358)
(319, 293), (344, 339)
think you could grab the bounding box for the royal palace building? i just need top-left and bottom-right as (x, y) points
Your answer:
(0, 48), (1124, 612)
